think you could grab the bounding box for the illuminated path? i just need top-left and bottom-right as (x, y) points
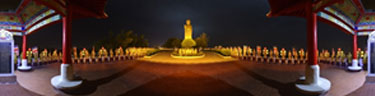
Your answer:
(14, 54), (366, 96)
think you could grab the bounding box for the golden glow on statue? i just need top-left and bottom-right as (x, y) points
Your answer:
(184, 19), (193, 39)
(181, 19), (196, 48)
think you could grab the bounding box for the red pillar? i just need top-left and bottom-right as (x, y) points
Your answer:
(50, 2), (82, 89)
(353, 33), (357, 60)
(296, 1), (331, 93)
(306, 3), (318, 65)
(22, 35), (27, 59)
(62, 5), (73, 64)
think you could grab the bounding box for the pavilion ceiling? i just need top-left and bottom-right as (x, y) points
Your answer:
(0, 0), (107, 36)
(267, 0), (375, 36)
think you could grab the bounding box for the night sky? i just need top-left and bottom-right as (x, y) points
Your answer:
(14, 0), (368, 52)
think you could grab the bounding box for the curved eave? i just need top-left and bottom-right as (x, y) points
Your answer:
(317, 11), (373, 36)
(321, 10), (355, 30)
(10, 31), (23, 36)
(0, 0), (108, 37)
(25, 12), (58, 31)
(317, 16), (354, 35)
(25, 19), (61, 36)
(33, 0), (66, 17)
(266, 0), (375, 36)
(313, 0), (345, 13)
(24, 14), (61, 35)
(0, 23), (23, 27)
(34, 0), (108, 19)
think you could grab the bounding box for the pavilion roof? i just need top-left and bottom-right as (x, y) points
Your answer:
(0, 0), (108, 36)
(267, 0), (375, 36)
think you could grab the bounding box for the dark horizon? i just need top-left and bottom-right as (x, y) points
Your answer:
(13, 0), (369, 52)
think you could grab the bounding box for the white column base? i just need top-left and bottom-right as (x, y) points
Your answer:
(18, 59), (31, 71)
(51, 64), (82, 90)
(348, 59), (362, 71)
(296, 65), (331, 94)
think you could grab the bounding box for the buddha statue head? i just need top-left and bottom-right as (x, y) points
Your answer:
(186, 19), (191, 25)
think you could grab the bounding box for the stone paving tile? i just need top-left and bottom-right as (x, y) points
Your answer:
(347, 83), (375, 96)
(9, 52), (368, 96)
(0, 83), (40, 96)
(121, 71), (253, 96)
(347, 77), (375, 96)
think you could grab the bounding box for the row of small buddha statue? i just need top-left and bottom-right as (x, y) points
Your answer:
(71, 47), (155, 64)
(172, 48), (204, 56)
(215, 46), (367, 66)
(14, 46), (156, 65)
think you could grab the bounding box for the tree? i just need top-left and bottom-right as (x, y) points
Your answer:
(195, 33), (208, 48)
(181, 38), (196, 48)
(94, 30), (149, 49)
(162, 38), (181, 48)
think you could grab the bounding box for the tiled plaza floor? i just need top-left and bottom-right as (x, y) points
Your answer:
(3, 51), (369, 96)
(347, 77), (375, 96)
(0, 83), (40, 96)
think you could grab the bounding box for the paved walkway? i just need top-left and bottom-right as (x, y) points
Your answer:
(348, 83), (375, 96)
(5, 51), (369, 96)
(0, 83), (40, 96)
(347, 77), (375, 96)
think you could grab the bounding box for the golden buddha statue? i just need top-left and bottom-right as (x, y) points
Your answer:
(243, 46), (247, 57)
(298, 48), (305, 64)
(287, 51), (293, 64)
(330, 48), (336, 64)
(324, 50), (330, 62)
(52, 49), (58, 61)
(336, 48), (344, 64)
(273, 46), (279, 63)
(59, 52), (62, 61)
(181, 19), (196, 48)
(280, 48), (287, 63)
(26, 48), (32, 63)
(115, 47), (123, 60)
(79, 48), (89, 63)
(256, 46), (262, 62)
(347, 52), (352, 64)
(98, 46), (107, 62)
(109, 49), (114, 61)
(262, 47), (269, 62)
(40, 49), (48, 63)
(91, 47), (97, 63)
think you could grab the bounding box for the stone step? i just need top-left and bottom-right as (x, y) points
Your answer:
(0, 75), (17, 84)
(366, 77), (375, 83)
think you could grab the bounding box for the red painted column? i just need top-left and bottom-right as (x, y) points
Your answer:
(353, 33), (357, 59)
(296, 1), (331, 93)
(22, 35), (27, 59)
(62, 5), (73, 64)
(306, 2), (318, 65)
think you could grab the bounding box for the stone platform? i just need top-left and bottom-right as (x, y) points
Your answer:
(138, 51), (237, 64)
(12, 60), (366, 96)
(0, 51), (366, 96)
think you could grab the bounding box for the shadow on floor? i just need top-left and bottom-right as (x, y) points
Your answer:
(235, 63), (321, 96)
(119, 71), (253, 96)
(60, 64), (138, 95)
